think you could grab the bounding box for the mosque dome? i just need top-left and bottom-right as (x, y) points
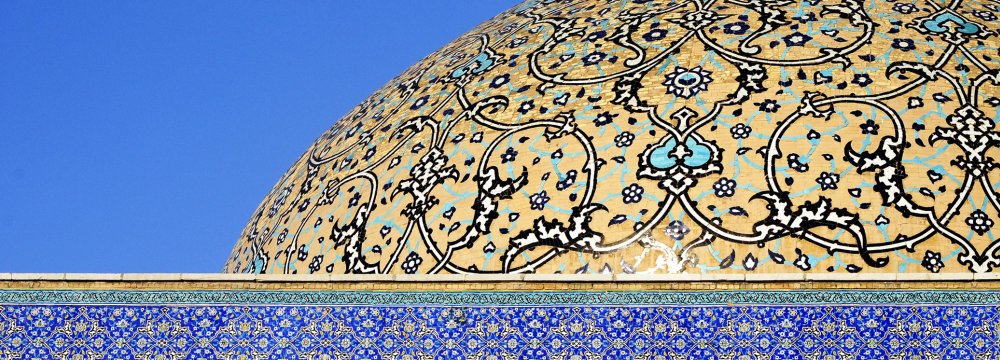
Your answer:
(225, 0), (1000, 275)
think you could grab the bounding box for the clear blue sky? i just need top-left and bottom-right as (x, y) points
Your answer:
(0, 1), (518, 273)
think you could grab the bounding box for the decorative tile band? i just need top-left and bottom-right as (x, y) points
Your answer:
(2, 293), (1000, 358)
(5, 289), (1000, 306)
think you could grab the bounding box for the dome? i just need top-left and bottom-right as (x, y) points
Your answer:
(225, 0), (1000, 275)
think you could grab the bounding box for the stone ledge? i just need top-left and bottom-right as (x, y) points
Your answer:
(464, 274), (525, 282)
(806, 273), (896, 282)
(9, 273), (65, 281)
(746, 273), (805, 282)
(0, 273), (993, 285)
(64, 273), (123, 281)
(180, 273), (256, 281)
(614, 273), (702, 282)
(329, 274), (393, 282)
(523, 274), (613, 282)
(121, 273), (182, 281)
(898, 273), (974, 281)
(394, 274), (467, 282)
(702, 273), (746, 282)
(974, 273), (1000, 281)
(256, 274), (330, 282)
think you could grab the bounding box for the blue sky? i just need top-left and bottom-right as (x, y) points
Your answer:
(0, 1), (518, 272)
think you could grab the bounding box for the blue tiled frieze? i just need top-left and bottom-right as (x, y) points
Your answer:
(4, 289), (1000, 305)
(1, 290), (999, 358)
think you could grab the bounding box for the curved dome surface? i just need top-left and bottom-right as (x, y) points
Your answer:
(226, 0), (1000, 275)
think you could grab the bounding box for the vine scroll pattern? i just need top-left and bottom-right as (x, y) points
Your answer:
(226, 0), (1000, 275)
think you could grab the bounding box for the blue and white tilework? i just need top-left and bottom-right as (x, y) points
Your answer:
(1, 290), (1000, 358)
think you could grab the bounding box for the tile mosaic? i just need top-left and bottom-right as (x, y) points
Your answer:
(224, 0), (1000, 277)
(1, 289), (999, 358)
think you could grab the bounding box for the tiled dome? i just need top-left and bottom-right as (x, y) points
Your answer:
(226, 0), (1000, 275)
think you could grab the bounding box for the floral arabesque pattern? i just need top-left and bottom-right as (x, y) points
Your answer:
(3, 300), (1000, 359)
(226, 0), (1000, 275)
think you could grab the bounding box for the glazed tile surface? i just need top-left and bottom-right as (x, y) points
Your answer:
(3, 290), (1000, 359)
(225, 0), (1000, 275)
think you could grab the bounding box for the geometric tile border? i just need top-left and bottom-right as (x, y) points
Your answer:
(3, 289), (1000, 306)
(3, 295), (1000, 358)
(3, 286), (1000, 358)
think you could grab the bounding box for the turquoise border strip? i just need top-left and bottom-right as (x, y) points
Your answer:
(2, 290), (1000, 305)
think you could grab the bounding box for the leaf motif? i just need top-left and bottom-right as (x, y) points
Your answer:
(719, 250), (736, 269)
(608, 214), (628, 226)
(768, 250), (785, 264)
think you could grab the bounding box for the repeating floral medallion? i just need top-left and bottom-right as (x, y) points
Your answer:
(226, 0), (1000, 275)
(2, 290), (1000, 359)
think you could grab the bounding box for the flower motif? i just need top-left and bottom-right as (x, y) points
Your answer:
(971, 10), (998, 22)
(966, 209), (994, 235)
(642, 29), (667, 42)
(757, 99), (781, 113)
(410, 95), (429, 110)
(859, 119), (880, 135)
(781, 31), (813, 47)
(852, 74), (873, 87)
(582, 51), (607, 66)
(663, 66), (714, 98)
(713, 177), (737, 197)
(401, 251), (423, 274)
(622, 183), (644, 204)
(664, 220), (690, 240)
(501, 147), (518, 163)
(308, 255), (324, 274)
(816, 172), (840, 190)
(922, 250), (944, 273)
(529, 191), (550, 210)
(723, 22), (749, 35)
(614, 132), (635, 147)
(489, 74), (510, 89)
(893, 3), (918, 14)
(517, 100), (535, 114)
(730, 123), (751, 139)
(891, 38), (916, 52)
